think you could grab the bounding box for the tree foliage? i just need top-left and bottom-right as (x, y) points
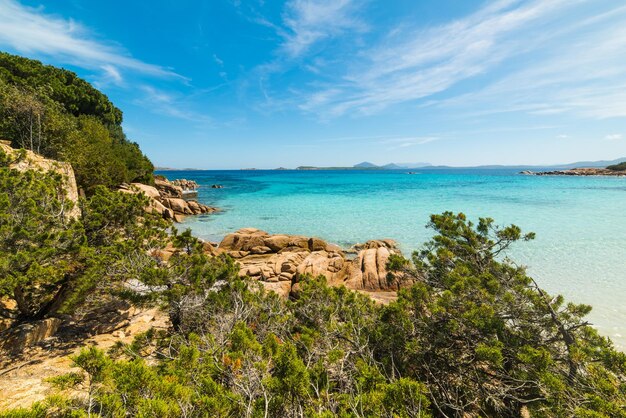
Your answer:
(0, 149), (167, 320)
(0, 52), (153, 191)
(607, 161), (626, 171)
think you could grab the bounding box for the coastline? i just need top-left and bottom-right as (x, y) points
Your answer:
(521, 167), (626, 176)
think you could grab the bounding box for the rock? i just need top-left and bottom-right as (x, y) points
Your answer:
(155, 178), (183, 198)
(211, 184), (224, 189)
(0, 143), (80, 220)
(308, 237), (328, 251)
(130, 183), (160, 200)
(351, 239), (398, 252)
(261, 281), (292, 298)
(345, 243), (403, 291)
(171, 179), (198, 190)
(296, 251), (346, 282)
(0, 318), (62, 354)
(187, 200), (201, 214)
(264, 235), (292, 251)
(164, 197), (193, 215)
(201, 241), (220, 257)
(250, 246), (272, 254)
(149, 198), (174, 219)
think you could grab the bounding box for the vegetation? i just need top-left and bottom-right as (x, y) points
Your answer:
(0, 52), (153, 192)
(2, 175), (625, 417)
(607, 161), (626, 171)
(0, 148), (167, 320)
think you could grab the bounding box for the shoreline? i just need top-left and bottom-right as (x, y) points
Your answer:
(520, 167), (626, 177)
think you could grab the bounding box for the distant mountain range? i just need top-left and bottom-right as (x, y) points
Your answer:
(156, 157), (626, 171)
(352, 158), (626, 170)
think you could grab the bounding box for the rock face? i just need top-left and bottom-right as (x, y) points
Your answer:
(0, 142), (80, 219)
(0, 318), (62, 354)
(119, 177), (217, 222)
(217, 229), (410, 299)
(344, 241), (402, 290)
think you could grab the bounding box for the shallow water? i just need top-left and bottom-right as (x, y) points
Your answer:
(159, 169), (626, 348)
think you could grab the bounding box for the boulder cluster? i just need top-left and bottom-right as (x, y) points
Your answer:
(118, 178), (217, 222)
(209, 228), (412, 301)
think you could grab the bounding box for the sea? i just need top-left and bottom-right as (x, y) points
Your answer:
(157, 168), (626, 348)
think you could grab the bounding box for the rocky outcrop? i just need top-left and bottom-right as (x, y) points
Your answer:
(0, 318), (62, 354)
(119, 178), (217, 222)
(154, 178), (184, 198)
(344, 241), (402, 291)
(0, 142), (80, 219)
(0, 305), (169, 410)
(216, 229), (410, 299)
(521, 168), (626, 176)
(171, 179), (198, 190)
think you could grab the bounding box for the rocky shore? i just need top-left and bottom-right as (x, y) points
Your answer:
(118, 177), (217, 222)
(521, 167), (626, 176)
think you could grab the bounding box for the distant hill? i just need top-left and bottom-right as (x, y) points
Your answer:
(354, 161), (378, 168)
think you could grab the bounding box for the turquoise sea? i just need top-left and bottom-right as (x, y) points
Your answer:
(158, 169), (626, 348)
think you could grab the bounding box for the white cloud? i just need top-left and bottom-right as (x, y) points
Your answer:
(605, 134), (623, 141)
(0, 0), (183, 80)
(421, 3), (626, 120)
(290, 0), (626, 124)
(281, 0), (366, 57)
(298, 0), (575, 117)
(136, 86), (212, 125)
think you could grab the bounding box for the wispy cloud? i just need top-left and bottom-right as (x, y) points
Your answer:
(136, 86), (213, 125)
(605, 134), (623, 141)
(280, 0), (366, 57)
(0, 0), (183, 81)
(298, 0), (578, 117)
(437, 7), (626, 120)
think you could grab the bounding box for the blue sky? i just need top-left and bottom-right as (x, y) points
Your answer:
(1, 0), (625, 168)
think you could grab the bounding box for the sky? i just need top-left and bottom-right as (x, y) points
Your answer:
(1, 0), (625, 169)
